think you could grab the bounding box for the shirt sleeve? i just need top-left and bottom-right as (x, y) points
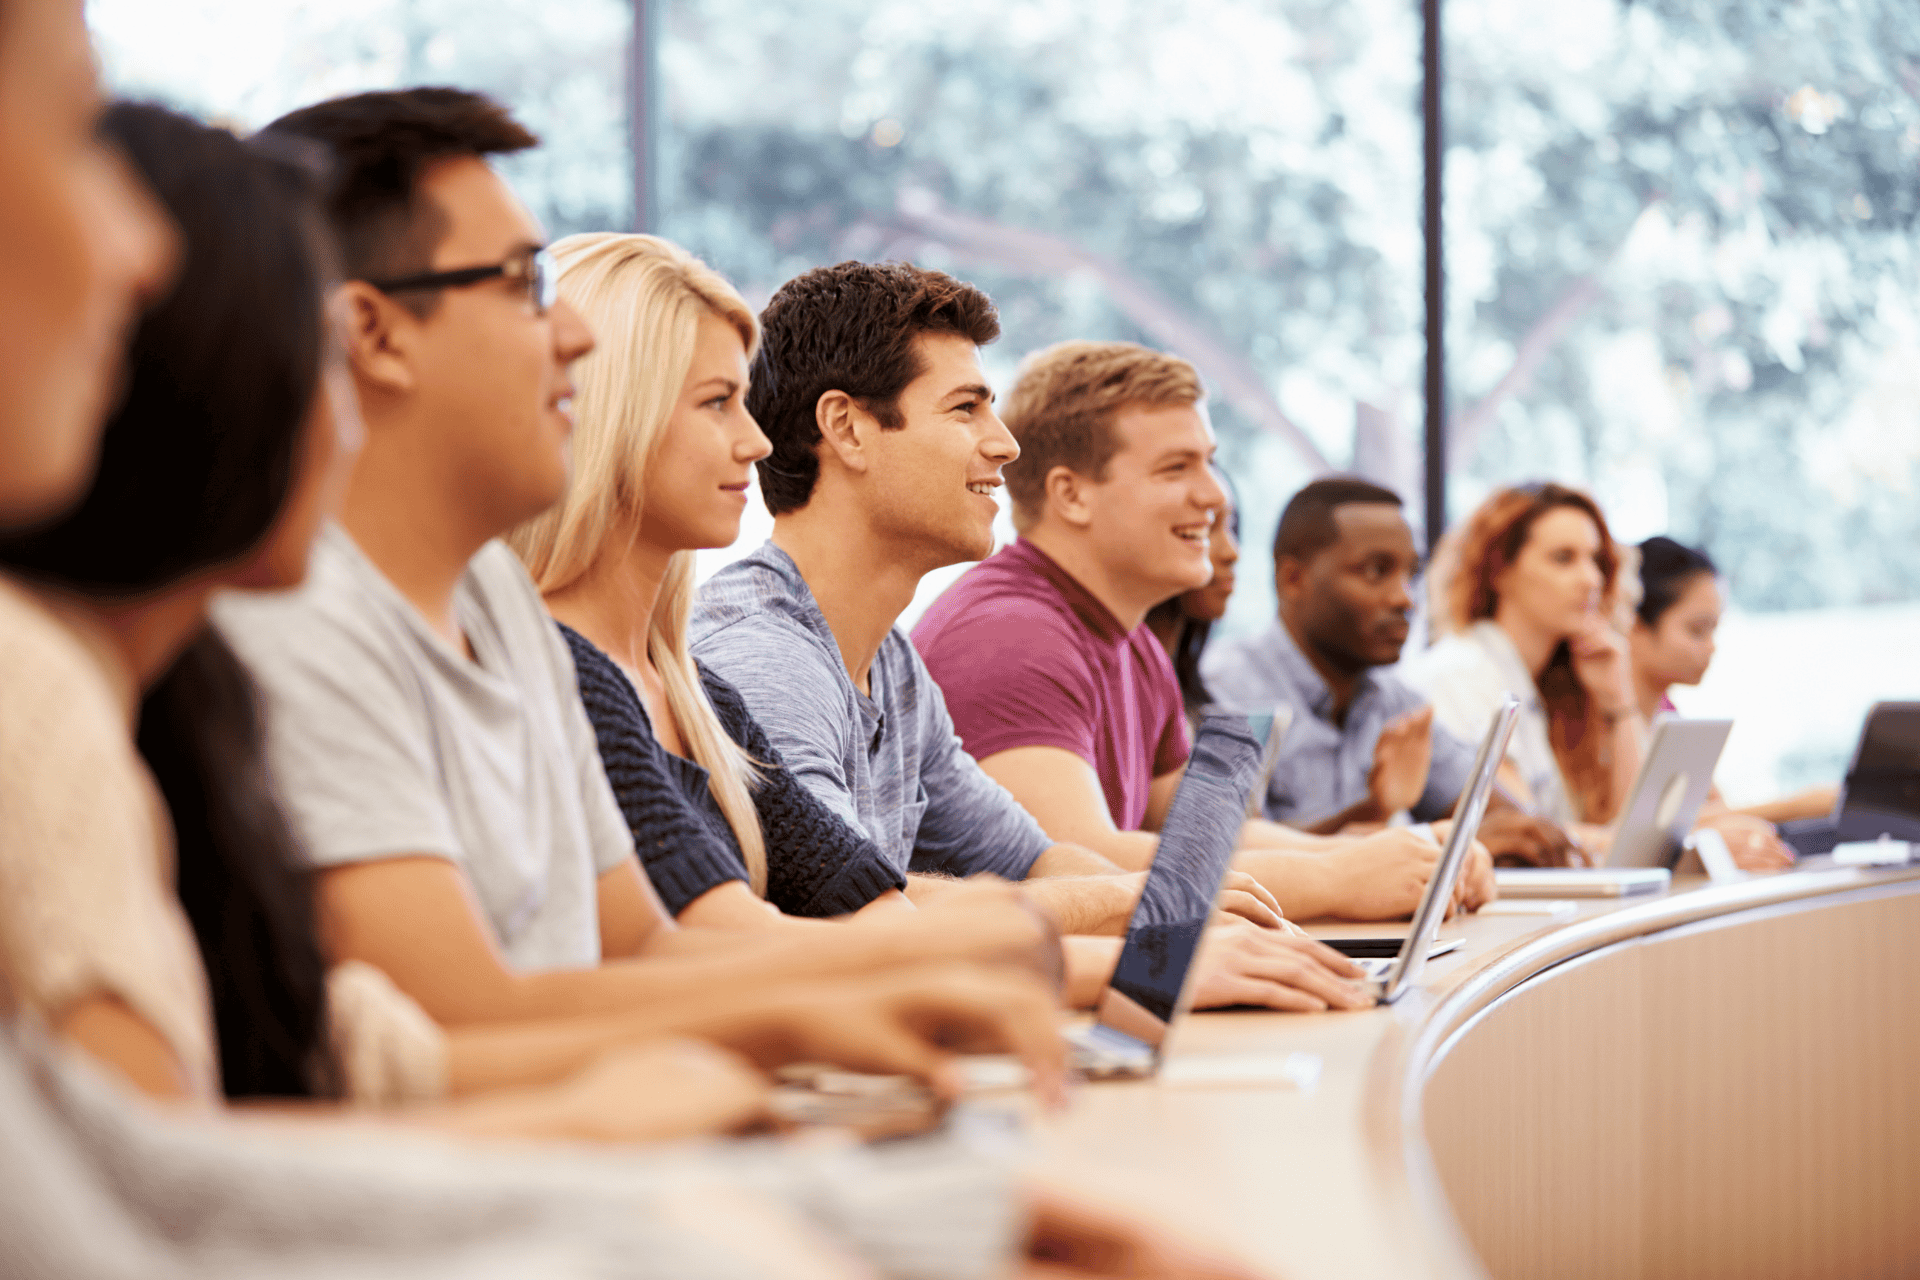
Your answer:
(916, 599), (1103, 766)
(211, 590), (465, 870)
(693, 616), (869, 839)
(902, 648), (1053, 881)
(565, 629), (747, 914)
(1415, 719), (1481, 822)
(701, 667), (907, 917)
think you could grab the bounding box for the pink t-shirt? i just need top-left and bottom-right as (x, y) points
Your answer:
(911, 538), (1191, 832)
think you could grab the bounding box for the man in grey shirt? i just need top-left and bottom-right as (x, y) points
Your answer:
(681, 259), (1405, 1028)
(1203, 478), (1576, 864)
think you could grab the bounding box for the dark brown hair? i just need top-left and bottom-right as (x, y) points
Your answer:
(1001, 340), (1204, 529)
(1437, 482), (1623, 821)
(747, 260), (1000, 515)
(263, 86), (536, 311)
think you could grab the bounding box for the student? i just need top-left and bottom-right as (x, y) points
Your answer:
(1144, 467), (1240, 723)
(1629, 536), (1813, 863)
(692, 261), (1371, 1010)
(1403, 482), (1642, 833)
(511, 232), (911, 925)
(205, 89), (1072, 1090)
(1202, 478), (1580, 866)
(915, 341), (1493, 920)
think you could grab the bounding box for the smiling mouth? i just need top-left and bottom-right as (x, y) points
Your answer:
(966, 482), (998, 497)
(1174, 525), (1211, 547)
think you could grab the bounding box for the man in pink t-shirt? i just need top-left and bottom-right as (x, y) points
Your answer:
(916, 340), (1493, 921)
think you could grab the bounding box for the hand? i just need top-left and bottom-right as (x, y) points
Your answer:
(1424, 821), (1495, 913)
(1369, 706), (1435, 816)
(1698, 812), (1795, 872)
(1186, 925), (1372, 1012)
(542, 1039), (772, 1143)
(1321, 826), (1493, 921)
(1214, 868), (1286, 930)
(1477, 809), (1585, 867)
(1567, 616), (1634, 715)
(723, 964), (1071, 1108)
(1019, 1178), (1269, 1279)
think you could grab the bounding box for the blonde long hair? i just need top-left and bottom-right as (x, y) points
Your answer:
(510, 233), (767, 893)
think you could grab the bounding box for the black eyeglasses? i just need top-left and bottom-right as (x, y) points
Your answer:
(365, 245), (558, 314)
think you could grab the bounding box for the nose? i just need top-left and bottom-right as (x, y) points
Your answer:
(1388, 572), (1414, 611)
(980, 403), (1019, 464)
(1216, 524), (1241, 566)
(100, 143), (180, 309)
(1195, 465), (1228, 514)
(736, 407), (773, 463)
(550, 297), (595, 364)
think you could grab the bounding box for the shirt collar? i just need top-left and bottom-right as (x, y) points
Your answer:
(1262, 618), (1383, 724)
(1006, 537), (1130, 645)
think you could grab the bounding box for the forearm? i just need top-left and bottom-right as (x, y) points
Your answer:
(1229, 847), (1342, 920)
(1048, 826), (1159, 872)
(1026, 842), (1125, 878)
(1016, 876), (1139, 935)
(1596, 713), (1647, 825)
(1060, 935), (1123, 1009)
(1238, 817), (1342, 850)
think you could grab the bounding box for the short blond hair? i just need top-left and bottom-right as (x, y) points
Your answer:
(1001, 340), (1204, 529)
(507, 233), (768, 893)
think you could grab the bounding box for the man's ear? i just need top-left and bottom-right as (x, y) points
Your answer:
(814, 389), (871, 477)
(1274, 554), (1307, 607)
(337, 280), (418, 397)
(1043, 464), (1093, 529)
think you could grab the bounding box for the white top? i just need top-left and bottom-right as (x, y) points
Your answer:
(0, 576), (219, 1098)
(1402, 620), (1576, 823)
(212, 524), (637, 973)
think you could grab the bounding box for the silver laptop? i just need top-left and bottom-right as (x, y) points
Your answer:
(1069, 709), (1278, 1078)
(1608, 715), (1733, 869)
(1348, 697), (1519, 1004)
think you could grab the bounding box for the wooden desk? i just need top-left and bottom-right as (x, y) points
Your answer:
(1026, 865), (1920, 1280)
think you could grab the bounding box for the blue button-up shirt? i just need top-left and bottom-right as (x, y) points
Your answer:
(1200, 618), (1477, 826)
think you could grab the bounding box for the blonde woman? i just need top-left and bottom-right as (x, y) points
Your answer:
(512, 234), (912, 928)
(515, 237), (1377, 1018)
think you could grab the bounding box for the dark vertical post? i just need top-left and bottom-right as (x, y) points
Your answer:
(1421, 0), (1447, 554)
(627, 0), (661, 233)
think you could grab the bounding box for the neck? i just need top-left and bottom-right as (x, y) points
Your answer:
(35, 579), (222, 721)
(1490, 603), (1562, 679)
(1021, 523), (1163, 633)
(338, 437), (493, 652)
(543, 521), (673, 673)
(1633, 662), (1668, 722)
(770, 500), (928, 693)
(1279, 611), (1362, 722)
(1145, 606), (1182, 654)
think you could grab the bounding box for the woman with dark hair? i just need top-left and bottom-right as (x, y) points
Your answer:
(1145, 469), (1241, 722)
(1630, 535), (1829, 842)
(1403, 482), (1643, 830)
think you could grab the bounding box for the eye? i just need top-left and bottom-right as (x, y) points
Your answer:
(704, 390), (733, 410)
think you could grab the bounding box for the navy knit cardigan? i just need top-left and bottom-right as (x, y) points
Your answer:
(561, 623), (907, 917)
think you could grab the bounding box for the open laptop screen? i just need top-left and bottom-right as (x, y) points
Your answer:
(1104, 712), (1272, 1032)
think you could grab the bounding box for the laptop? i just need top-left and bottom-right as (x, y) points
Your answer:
(1494, 715), (1730, 898)
(1068, 709), (1278, 1078)
(1608, 716), (1732, 868)
(1336, 697), (1520, 1003)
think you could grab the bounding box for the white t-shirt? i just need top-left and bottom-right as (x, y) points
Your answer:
(212, 524), (637, 973)
(1402, 620), (1577, 823)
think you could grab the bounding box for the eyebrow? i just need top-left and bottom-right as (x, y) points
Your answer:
(942, 383), (995, 405)
(692, 376), (741, 394)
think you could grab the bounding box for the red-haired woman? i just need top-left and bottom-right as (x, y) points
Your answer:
(1405, 483), (1643, 832)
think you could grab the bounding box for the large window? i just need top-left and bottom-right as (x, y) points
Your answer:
(89, 0), (1920, 802)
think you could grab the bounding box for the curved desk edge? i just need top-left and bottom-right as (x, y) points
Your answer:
(1362, 863), (1920, 1280)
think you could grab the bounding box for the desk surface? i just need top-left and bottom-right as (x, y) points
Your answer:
(1020, 866), (1920, 1280)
